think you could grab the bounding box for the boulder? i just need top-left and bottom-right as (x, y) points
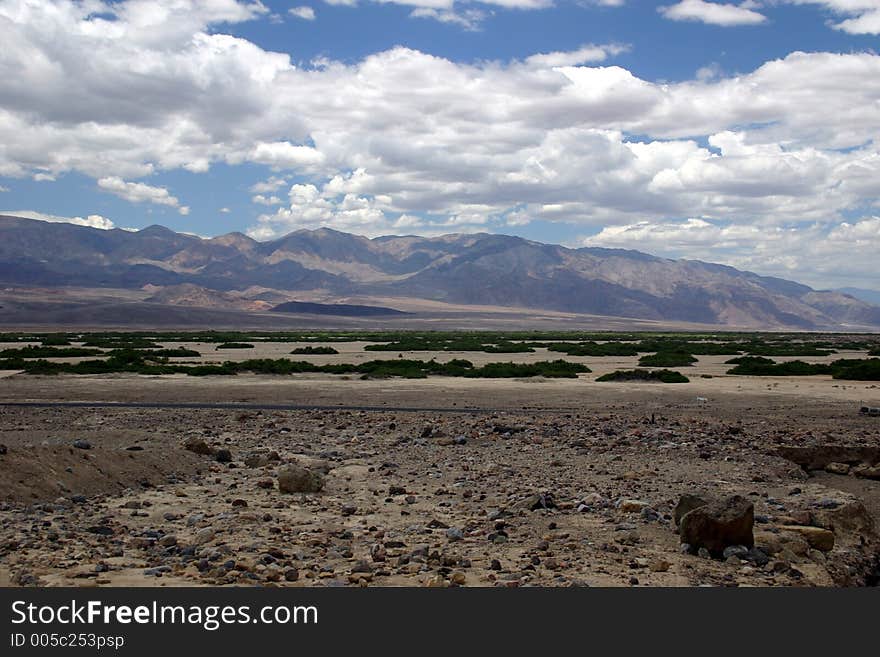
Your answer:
(674, 493), (708, 527)
(277, 465), (324, 494)
(679, 495), (754, 556)
(780, 526), (835, 552)
(183, 437), (214, 456)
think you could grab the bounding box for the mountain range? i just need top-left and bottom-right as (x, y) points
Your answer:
(0, 214), (878, 330)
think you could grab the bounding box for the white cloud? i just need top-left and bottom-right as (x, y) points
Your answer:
(97, 176), (189, 214)
(250, 176), (289, 193)
(585, 216), (880, 289)
(659, 0), (768, 26)
(1, 209), (115, 230)
(1, 1), (880, 287)
(0, 185), (8, 192)
(524, 44), (629, 67)
(781, 1), (880, 34)
(252, 194), (282, 205)
(219, 206), (231, 213)
(410, 7), (486, 30)
(289, 6), (316, 20)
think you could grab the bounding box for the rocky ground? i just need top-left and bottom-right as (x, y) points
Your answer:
(1, 398), (879, 587)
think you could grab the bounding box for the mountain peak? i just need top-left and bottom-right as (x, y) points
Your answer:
(0, 215), (878, 329)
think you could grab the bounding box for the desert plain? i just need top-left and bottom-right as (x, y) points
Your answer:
(1, 337), (879, 588)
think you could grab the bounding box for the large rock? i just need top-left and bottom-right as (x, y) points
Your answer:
(777, 445), (880, 471)
(780, 526), (835, 552)
(278, 465), (324, 494)
(674, 494), (708, 527)
(183, 436), (214, 456)
(679, 495), (754, 556)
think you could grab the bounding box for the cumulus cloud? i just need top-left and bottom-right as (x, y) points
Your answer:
(0, 185), (9, 192)
(585, 216), (880, 289)
(289, 6), (316, 20)
(410, 7), (486, 30)
(524, 44), (630, 67)
(781, 1), (880, 34)
(1, 1), (880, 287)
(97, 177), (189, 215)
(659, 0), (768, 26)
(1, 209), (115, 230)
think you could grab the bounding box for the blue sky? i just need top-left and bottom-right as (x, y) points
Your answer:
(0, 0), (879, 288)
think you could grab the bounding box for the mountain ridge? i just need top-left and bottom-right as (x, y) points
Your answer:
(1, 214), (877, 330)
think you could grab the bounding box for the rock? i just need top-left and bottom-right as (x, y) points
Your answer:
(648, 559), (671, 573)
(777, 445), (880, 471)
(446, 527), (464, 541)
(674, 493), (708, 527)
(215, 449), (233, 463)
(183, 437), (214, 456)
(341, 503), (357, 517)
(194, 527), (216, 545)
(86, 525), (113, 536)
(277, 465), (324, 494)
(72, 439), (92, 450)
(853, 465), (880, 480)
(450, 571), (467, 585)
(812, 498), (875, 541)
(780, 526), (835, 552)
(0, 444), (8, 455)
(722, 545), (750, 560)
(618, 499), (649, 513)
(231, 499), (248, 508)
(679, 495), (754, 557)
(825, 462), (850, 475)
(521, 493), (556, 511)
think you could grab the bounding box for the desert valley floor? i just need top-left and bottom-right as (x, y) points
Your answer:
(1, 340), (879, 587)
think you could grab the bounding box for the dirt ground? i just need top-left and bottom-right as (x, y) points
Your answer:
(1, 350), (879, 588)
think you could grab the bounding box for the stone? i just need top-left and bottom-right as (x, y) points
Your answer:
(618, 499), (649, 513)
(340, 503), (357, 517)
(825, 462), (850, 475)
(648, 559), (671, 573)
(277, 465), (324, 494)
(183, 437), (214, 456)
(853, 465), (880, 480)
(722, 545), (750, 560)
(194, 527), (216, 545)
(446, 527), (464, 541)
(521, 493), (556, 511)
(72, 439), (92, 450)
(215, 449), (233, 463)
(679, 495), (754, 557)
(780, 526), (835, 552)
(674, 494), (708, 527)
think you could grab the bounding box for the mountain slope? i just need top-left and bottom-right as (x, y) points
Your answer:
(0, 215), (877, 329)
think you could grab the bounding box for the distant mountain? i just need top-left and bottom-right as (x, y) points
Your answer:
(837, 287), (880, 307)
(1, 214), (878, 330)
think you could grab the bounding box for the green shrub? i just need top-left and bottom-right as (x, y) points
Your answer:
(726, 360), (831, 376)
(0, 346), (103, 359)
(215, 343), (254, 350)
(638, 351), (698, 367)
(830, 358), (880, 381)
(291, 346), (339, 355)
(546, 342), (639, 357)
(725, 355), (775, 366)
(596, 369), (689, 383)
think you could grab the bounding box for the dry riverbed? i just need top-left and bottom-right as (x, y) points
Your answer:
(1, 373), (879, 587)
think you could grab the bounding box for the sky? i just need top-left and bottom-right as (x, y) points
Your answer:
(0, 0), (879, 290)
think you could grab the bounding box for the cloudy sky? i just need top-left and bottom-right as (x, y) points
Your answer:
(1, 0), (879, 290)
